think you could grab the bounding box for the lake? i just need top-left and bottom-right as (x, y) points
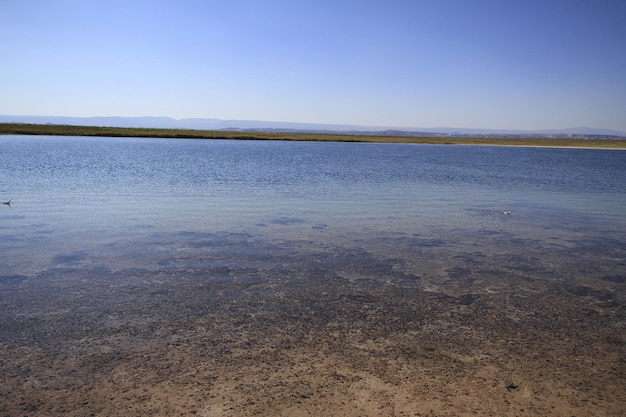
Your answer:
(1, 135), (625, 416)
(2, 135), (624, 274)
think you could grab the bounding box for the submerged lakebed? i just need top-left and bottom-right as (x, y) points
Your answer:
(1, 136), (625, 416)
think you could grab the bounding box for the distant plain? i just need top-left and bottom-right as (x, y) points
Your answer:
(2, 123), (626, 148)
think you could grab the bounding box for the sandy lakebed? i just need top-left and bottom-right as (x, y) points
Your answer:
(1, 136), (625, 416)
(1, 228), (624, 417)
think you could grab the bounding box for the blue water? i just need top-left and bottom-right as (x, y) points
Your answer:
(3, 135), (626, 417)
(1, 135), (625, 276)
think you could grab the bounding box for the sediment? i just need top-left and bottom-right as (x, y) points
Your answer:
(1, 231), (624, 416)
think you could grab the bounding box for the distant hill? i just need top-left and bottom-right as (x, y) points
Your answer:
(1, 115), (624, 138)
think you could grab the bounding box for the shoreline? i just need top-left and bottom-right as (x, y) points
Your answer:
(2, 123), (626, 149)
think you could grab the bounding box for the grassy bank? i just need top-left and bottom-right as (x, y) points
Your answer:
(2, 123), (625, 148)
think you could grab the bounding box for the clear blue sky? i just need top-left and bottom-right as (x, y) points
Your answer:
(1, 0), (625, 131)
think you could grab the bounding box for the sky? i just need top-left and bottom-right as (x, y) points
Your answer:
(1, 0), (625, 131)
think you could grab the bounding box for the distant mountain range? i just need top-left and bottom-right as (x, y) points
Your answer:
(1, 115), (625, 138)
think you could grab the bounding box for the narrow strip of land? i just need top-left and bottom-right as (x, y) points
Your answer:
(1, 123), (625, 148)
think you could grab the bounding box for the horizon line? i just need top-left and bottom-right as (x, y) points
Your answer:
(1, 114), (625, 137)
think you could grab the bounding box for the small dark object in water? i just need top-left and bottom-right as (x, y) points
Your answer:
(506, 384), (519, 391)
(2, 200), (10, 207)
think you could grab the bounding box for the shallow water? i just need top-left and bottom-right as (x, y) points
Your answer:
(1, 136), (626, 416)
(1, 135), (624, 275)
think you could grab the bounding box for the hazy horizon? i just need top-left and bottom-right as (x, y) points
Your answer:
(3, 114), (626, 137)
(1, 1), (625, 132)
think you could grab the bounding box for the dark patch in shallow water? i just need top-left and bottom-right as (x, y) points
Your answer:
(568, 285), (592, 297)
(596, 301), (621, 309)
(46, 264), (112, 277)
(52, 251), (89, 264)
(406, 237), (446, 248)
(458, 293), (478, 305)
(120, 267), (152, 274)
(0, 275), (29, 285)
(176, 232), (251, 248)
(268, 216), (306, 225)
(567, 286), (616, 302)
(453, 253), (487, 267)
(343, 293), (379, 303)
(447, 267), (472, 279)
(590, 289), (616, 302)
(142, 231), (254, 250)
(132, 224), (156, 230)
(599, 275), (626, 283)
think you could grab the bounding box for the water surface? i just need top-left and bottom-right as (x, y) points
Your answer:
(1, 136), (625, 416)
(1, 135), (624, 275)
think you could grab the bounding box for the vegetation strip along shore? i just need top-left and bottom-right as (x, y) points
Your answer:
(1, 123), (625, 148)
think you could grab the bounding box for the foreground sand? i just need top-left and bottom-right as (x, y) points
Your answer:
(1, 230), (624, 416)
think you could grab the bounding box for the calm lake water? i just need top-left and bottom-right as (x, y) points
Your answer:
(1, 135), (625, 278)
